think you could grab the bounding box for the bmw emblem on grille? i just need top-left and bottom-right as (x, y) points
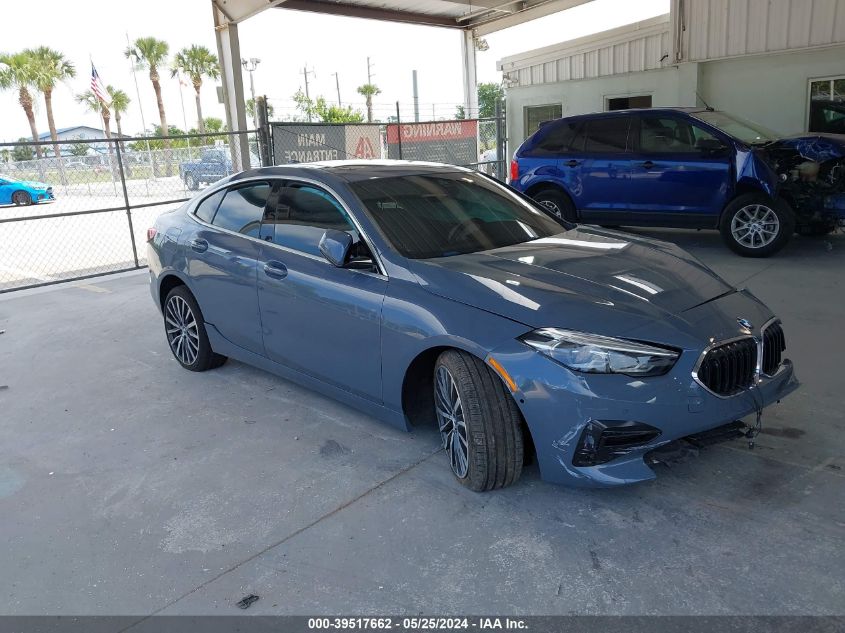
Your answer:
(737, 317), (754, 333)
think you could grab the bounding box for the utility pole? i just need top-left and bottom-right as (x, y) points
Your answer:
(302, 65), (315, 122)
(412, 70), (419, 122)
(241, 58), (261, 128)
(367, 57), (374, 84)
(331, 72), (341, 106)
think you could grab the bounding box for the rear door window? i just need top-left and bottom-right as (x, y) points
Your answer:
(210, 181), (272, 238)
(583, 117), (631, 153)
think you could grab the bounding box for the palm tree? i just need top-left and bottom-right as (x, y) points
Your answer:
(0, 51), (43, 158)
(171, 45), (219, 134)
(107, 86), (131, 147)
(125, 37), (171, 173)
(357, 83), (381, 123)
(76, 89), (117, 175)
(30, 47), (75, 159)
(107, 86), (132, 175)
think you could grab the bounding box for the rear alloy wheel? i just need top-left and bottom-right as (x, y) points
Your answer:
(720, 194), (793, 257)
(12, 191), (32, 206)
(532, 188), (576, 222)
(164, 286), (226, 371)
(434, 350), (524, 491)
(184, 173), (198, 191)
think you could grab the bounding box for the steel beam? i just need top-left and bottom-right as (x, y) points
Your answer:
(213, 1), (250, 170)
(461, 30), (479, 119)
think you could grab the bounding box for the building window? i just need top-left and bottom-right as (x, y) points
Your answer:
(524, 104), (563, 136)
(606, 95), (652, 111)
(809, 77), (845, 133)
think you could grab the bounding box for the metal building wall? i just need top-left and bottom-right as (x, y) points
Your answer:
(500, 17), (672, 89)
(678, 0), (845, 61)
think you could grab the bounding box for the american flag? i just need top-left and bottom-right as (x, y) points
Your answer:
(90, 63), (110, 106)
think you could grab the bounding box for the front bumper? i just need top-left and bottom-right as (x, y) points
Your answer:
(489, 342), (799, 488)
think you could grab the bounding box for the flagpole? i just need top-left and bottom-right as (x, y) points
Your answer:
(126, 32), (156, 184)
(176, 71), (192, 194)
(90, 55), (118, 195)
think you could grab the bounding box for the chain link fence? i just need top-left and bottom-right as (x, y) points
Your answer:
(0, 131), (257, 292)
(2, 104), (504, 294)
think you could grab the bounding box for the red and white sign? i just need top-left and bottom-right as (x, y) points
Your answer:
(386, 120), (477, 144)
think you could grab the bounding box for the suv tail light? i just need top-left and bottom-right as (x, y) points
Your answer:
(509, 159), (519, 183)
(146, 228), (158, 242)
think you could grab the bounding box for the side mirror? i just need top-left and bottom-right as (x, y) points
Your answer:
(697, 138), (729, 154)
(319, 229), (354, 267)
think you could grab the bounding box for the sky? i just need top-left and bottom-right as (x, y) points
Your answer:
(1, 0), (668, 142)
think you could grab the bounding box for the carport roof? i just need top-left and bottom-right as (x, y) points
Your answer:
(215, 0), (597, 35)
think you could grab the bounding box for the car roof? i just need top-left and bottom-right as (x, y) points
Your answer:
(229, 160), (475, 184)
(538, 107), (711, 126)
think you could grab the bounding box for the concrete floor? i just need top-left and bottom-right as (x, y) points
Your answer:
(1, 228), (843, 616)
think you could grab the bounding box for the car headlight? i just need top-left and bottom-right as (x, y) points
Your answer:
(519, 328), (679, 376)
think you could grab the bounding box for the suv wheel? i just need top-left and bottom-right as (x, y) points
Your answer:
(532, 189), (576, 222)
(719, 194), (794, 257)
(434, 350), (523, 491)
(184, 173), (198, 191)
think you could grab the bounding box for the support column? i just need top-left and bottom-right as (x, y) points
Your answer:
(213, 2), (250, 170)
(460, 29), (479, 119)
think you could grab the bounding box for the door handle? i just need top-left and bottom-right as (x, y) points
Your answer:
(263, 261), (288, 279)
(640, 161), (655, 169)
(565, 159), (580, 167)
(189, 238), (208, 253)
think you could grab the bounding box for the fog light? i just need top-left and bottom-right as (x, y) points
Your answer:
(573, 420), (661, 467)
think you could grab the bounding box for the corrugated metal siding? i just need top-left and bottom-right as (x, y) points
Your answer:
(504, 29), (671, 87)
(683, 0), (845, 61)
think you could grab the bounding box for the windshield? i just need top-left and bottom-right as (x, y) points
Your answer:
(350, 172), (565, 259)
(692, 111), (778, 144)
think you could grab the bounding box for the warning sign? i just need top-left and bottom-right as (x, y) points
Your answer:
(386, 120), (478, 165)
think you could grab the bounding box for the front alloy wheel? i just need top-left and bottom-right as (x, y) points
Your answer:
(731, 204), (779, 249)
(12, 191), (32, 206)
(435, 365), (469, 478)
(433, 350), (524, 491)
(720, 193), (793, 257)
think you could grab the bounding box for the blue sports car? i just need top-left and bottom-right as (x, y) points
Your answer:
(0, 174), (54, 206)
(147, 161), (798, 490)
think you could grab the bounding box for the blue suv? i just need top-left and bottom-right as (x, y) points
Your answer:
(510, 107), (845, 257)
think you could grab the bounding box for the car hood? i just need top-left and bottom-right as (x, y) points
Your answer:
(407, 227), (745, 347)
(763, 134), (845, 161)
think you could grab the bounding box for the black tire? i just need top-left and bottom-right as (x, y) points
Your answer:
(12, 191), (32, 206)
(163, 285), (227, 372)
(184, 173), (198, 191)
(719, 193), (794, 257)
(531, 188), (577, 222)
(434, 350), (524, 491)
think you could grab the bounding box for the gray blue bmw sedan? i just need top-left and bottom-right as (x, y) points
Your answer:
(147, 161), (798, 490)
